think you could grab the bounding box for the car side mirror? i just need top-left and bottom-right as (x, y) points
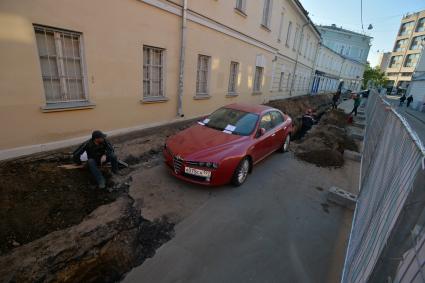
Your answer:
(256, 128), (266, 138)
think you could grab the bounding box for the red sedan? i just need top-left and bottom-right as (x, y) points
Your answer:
(163, 103), (293, 186)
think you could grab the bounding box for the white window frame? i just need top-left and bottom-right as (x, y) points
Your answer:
(196, 54), (211, 96)
(277, 10), (285, 42)
(228, 61), (239, 95)
(286, 21), (292, 47)
(34, 25), (89, 107)
(278, 72), (285, 91)
(261, 0), (273, 28)
(235, 0), (247, 14)
(253, 66), (264, 93)
(143, 45), (166, 100)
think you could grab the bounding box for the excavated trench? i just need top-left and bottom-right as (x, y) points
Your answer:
(0, 94), (354, 282)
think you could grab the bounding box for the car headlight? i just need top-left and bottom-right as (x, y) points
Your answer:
(187, 161), (219, 169)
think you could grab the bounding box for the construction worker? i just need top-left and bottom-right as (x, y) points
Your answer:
(300, 109), (316, 138)
(406, 95), (413, 108)
(350, 93), (361, 116)
(73, 130), (118, 189)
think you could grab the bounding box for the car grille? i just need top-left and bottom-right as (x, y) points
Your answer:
(173, 155), (184, 173)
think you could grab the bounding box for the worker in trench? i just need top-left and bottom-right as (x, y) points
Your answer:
(300, 108), (316, 138)
(72, 130), (119, 189)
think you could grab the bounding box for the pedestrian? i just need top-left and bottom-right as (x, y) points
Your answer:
(300, 109), (316, 138)
(399, 94), (406, 106)
(350, 93), (361, 116)
(73, 130), (119, 189)
(332, 90), (340, 109)
(406, 95), (413, 108)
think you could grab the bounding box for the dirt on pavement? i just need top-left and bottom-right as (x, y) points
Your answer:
(0, 94), (342, 282)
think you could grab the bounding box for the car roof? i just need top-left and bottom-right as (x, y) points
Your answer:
(223, 103), (276, 114)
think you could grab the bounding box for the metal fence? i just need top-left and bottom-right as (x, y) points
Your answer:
(342, 91), (425, 282)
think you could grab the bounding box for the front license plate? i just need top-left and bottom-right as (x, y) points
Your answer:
(184, 167), (211, 178)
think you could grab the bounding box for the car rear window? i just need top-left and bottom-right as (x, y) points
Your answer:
(203, 108), (259, 136)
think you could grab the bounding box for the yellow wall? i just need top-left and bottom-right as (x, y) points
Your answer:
(0, 0), (320, 155)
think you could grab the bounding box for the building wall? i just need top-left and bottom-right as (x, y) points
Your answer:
(317, 25), (372, 64)
(0, 0), (363, 158)
(386, 10), (425, 88)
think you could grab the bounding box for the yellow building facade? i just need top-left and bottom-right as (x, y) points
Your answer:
(0, 0), (322, 159)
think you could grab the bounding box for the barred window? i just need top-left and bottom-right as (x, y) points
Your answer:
(235, 0), (246, 13)
(278, 72), (285, 91)
(253, 66), (263, 92)
(34, 25), (87, 104)
(143, 46), (164, 99)
(228, 61), (239, 94)
(196, 55), (210, 96)
(262, 0), (272, 28)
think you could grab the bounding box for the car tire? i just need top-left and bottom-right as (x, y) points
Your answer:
(231, 157), (250, 186)
(279, 134), (291, 153)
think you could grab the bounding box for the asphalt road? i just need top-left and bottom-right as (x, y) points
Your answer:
(123, 152), (358, 283)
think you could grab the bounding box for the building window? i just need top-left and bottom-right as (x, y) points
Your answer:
(404, 53), (420, 68)
(277, 12), (285, 42)
(261, 0), (272, 28)
(278, 72), (285, 91)
(293, 26), (300, 50)
(253, 66), (263, 92)
(389, 55), (402, 68)
(394, 39), (408, 52)
(143, 46), (165, 99)
(416, 17), (425, 32)
(196, 55), (211, 96)
(286, 21), (292, 47)
(399, 21), (414, 36)
(228, 61), (239, 94)
(410, 35), (425, 50)
(287, 73), (291, 89)
(34, 25), (87, 105)
(235, 0), (246, 14)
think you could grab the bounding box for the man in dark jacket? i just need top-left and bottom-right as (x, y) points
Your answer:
(73, 130), (118, 189)
(406, 95), (413, 108)
(300, 109), (316, 138)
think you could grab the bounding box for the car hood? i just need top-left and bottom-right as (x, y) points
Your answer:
(166, 124), (247, 160)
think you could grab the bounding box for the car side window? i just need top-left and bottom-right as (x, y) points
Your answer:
(270, 111), (285, 127)
(259, 113), (274, 132)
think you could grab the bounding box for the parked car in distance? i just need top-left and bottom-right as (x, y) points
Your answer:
(163, 103), (293, 186)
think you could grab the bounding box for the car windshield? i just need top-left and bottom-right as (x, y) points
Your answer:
(201, 108), (259, 136)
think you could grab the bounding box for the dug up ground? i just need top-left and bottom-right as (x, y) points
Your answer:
(0, 93), (360, 282)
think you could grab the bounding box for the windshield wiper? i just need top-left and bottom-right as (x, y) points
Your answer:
(205, 124), (224, 131)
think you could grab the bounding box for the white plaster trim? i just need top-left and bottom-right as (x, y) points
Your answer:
(0, 115), (202, 161)
(141, 0), (277, 54)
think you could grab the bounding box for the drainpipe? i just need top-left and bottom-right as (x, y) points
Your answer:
(290, 22), (310, 96)
(177, 0), (188, 117)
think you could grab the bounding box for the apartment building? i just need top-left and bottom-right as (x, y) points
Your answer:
(377, 52), (391, 70)
(0, 0), (364, 159)
(385, 10), (425, 88)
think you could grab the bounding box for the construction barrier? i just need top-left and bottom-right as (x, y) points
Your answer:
(342, 91), (425, 282)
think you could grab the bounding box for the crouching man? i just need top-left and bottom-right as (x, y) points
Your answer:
(73, 130), (118, 189)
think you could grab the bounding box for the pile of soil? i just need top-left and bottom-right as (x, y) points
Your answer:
(267, 94), (332, 136)
(294, 109), (359, 167)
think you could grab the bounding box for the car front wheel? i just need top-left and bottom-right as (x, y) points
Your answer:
(231, 157), (250, 186)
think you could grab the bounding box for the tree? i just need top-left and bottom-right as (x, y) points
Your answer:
(362, 63), (388, 89)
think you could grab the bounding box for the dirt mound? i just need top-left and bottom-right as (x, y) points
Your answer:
(294, 109), (358, 167)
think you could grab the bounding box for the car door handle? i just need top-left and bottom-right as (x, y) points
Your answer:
(272, 133), (276, 137)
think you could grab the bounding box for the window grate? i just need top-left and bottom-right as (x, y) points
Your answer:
(253, 66), (264, 92)
(228, 61), (239, 94)
(196, 55), (210, 96)
(143, 46), (165, 98)
(34, 25), (87, 104)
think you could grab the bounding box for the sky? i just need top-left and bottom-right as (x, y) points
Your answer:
(299, 0), (425, 67)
